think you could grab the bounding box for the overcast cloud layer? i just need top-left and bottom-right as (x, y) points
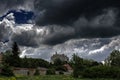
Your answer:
(0, 0), (120, 61)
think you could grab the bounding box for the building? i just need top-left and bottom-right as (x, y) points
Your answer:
(55, 64), (73, 75)
(13, 67), (35, 76)
(37, 67), (48, 75)
(63, 64), (73, 74)
(13, 67), (48, 76)
(51, 52), (69, 63)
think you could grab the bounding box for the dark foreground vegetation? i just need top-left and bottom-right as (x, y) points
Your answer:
(71, 50), (120, 79)
(0, 75), (118, 80)
(0, 42), (120, 79)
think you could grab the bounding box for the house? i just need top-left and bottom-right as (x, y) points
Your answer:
(13, 67), (48, 76)
(51, 52), (69, 63)
(13, 67), (35, 76)
(37, 67), (48, 75)
(55, 64), (73, 75)
(64, 64), (73, 73)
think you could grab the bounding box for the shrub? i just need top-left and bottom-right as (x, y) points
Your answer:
(82, 66), (120, 78)
(55, 66), (67, 72)
(1, 64), (14, 77)
(46, 69), (55, 75)
(34, 69), (40, 75)
(59, 71), (64, 75)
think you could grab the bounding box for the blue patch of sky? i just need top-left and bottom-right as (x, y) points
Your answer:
(0, 9), (35, 24)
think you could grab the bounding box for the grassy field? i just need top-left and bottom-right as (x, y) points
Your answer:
(0, 75), (117, 80)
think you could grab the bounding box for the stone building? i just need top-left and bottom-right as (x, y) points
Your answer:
(37, 67), (48, 75)
(55, 64), (73, 75)
(13, 67), (35, 76)
(63, 64), (73, 75)
(13, 67), (48, 76)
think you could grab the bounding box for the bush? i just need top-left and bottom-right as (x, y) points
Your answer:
(55, 66), (67, 72)
(73, 68), (80, 78)
(46, 69), (55, 75)
(59, 71), (64, 75)
(1, 64), (14, 77)
(82, 66), (120, 78)
(34, 69), (40, 75)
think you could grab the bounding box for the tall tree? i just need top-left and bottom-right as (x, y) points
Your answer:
(105, 50), (120, 67)
(71, 54), (84, 78)
(12, 42), (20, 56)
(11, 42), (21, 67)
(54, 58), (63, 66)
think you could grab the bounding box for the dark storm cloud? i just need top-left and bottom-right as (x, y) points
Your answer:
(35, 0), (120, 25)
(32, 0), (120, 45)
(0, 0), (24, 14)
(1, 0), (120, 46)
(11, 25), (75, 46)
(1, 0), (120, 61)
(11, 30), (39, 47)
(0, 0), (24, 7)
(41, 25), (74, 45)
(11, 8), (120, 46)
(36, 9), (120, 45)
(0, 0), (34, 15)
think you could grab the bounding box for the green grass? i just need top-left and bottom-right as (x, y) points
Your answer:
(0, 75), (117, 80)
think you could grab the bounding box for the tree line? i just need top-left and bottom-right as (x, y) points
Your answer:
(0, 42), (50, 76)
(2, 42), (50, 68)
(0, 42), (120, 79)
(71, 50), (120, 79)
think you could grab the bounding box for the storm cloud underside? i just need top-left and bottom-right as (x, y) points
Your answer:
(0, 0), (120, 61)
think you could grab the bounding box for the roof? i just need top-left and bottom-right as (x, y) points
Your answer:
(63, 64), (73, 70)
(37, 67), (48, 71)
(13, 67), (35, 71)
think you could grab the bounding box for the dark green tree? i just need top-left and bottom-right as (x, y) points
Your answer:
(2, 50), (13, 65)
(11, 42), (21, 67)
(83, 59), (101, 68)
(105, 50), (120, 67)
(34, 69), (40, 75)
(3, 42), (21, 67)
(1, 64), (14, 77)
(71, 54), (84, 78)
(46, 69), (55, 75)
(12, 42), (20, 56)
(54, 58), (63, 66)
(21, 57), (50, 68)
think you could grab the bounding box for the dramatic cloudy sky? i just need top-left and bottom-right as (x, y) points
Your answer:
(0, 0), (120, 62)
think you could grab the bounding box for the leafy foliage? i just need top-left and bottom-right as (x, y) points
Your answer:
(105, 50), (120, 67)
(46, 69), (55, 75)
(12, 42), (20, 56)
(71, 54), (84, 78)
(59, 71), (64, 75)
(55, 66), (67, 72)
(34, 69), (40, 76)
(70, 54), (101, 78)
(1, 64), (14, 77)
(82, 66), (120, 78)
(21, 57), (50, 68)
(3, 42), (50, 68)
(3, 42), (21, 67)
(54, 58), (63, 66)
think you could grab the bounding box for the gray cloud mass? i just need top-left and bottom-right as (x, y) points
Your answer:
(0, 0), (120, 61)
